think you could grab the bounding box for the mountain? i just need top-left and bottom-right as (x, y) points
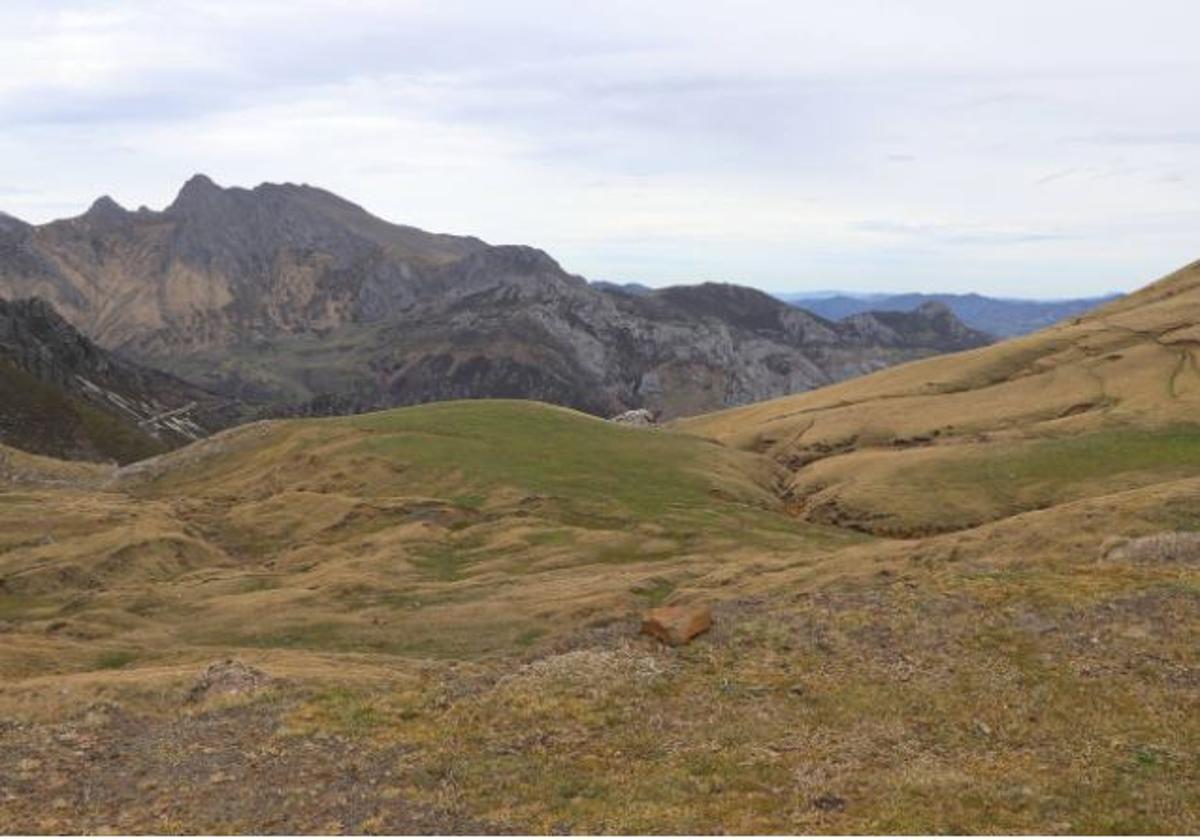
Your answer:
(4, 261), (1200, 832)
(0, 176), (488, 354)
(682, 257), (1200, 536)
(589, 279), (654, 296)
(780, 291), (1122, 337)
(266, 277), (990, 420)
(0, 297), (231, 463)
(0, 176), (991, 420)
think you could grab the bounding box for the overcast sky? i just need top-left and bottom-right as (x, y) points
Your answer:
(2, 1), (1199, 297)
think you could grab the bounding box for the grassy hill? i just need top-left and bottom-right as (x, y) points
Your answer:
(679, 259), (1200, 536)
(3, 258), (1200, 833)
(0, 400), (856, 674)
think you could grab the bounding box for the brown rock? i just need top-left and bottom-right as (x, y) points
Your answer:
(640, 605), (712, 646)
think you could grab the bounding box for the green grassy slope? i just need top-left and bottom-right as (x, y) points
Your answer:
(2, 397), (1199, 832)
(0, 358), (167, 464)
(2, 400), (856, 670)
(678, 258), (1200, 536)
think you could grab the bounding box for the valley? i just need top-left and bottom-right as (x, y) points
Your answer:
(1, 259), (1199, 832)
(5, 3), (1200, 835)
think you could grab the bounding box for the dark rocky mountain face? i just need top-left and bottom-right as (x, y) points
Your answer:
(0, 176), (992, 423)
(0, 297), (232, 463)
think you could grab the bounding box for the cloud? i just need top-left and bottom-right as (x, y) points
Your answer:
(0, 0), (1199, 297)
(852, 220), (1079, 246)
(1070, 132), (1200, 147)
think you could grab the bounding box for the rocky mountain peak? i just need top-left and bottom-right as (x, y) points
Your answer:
(0, 176), (995, 421)
(81, 195), (130, 225)
(911, 299), (981, 339)
(180, 172), (220, 192)
(167, 173), (228, 216)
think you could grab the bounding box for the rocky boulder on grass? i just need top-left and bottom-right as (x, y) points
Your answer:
(609, 408), (657, 426)
(640, 605), (712, 646)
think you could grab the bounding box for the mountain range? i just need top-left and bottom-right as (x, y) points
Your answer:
(3, 250), (1199, 832)
(0, 176), (990, 428)
(780, 290), (1122, 337)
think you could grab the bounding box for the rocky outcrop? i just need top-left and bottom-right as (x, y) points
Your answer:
(0, 176), (992, 421)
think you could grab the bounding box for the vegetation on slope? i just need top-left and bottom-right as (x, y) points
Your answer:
(0, 358), (167, 464)
(678, 258), (1200, 536)
(0, 400), (853, 673)
(2, 307), (1200, 833)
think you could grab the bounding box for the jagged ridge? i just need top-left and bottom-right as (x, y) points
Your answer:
(0, 176), (991, 420)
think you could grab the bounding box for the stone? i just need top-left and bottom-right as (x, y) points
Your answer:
(640, 605), (712, 646)
(608, 408), (657, 426)
(812, 794), (847, 812)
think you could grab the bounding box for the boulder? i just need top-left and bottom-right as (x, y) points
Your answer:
(609, 408), (657, 427)
(640, 605), (712, 646)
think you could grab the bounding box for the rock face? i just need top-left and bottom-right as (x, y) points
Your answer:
(0, 297), (232, 463)
(640, 605), (713, 646)
(0, 176), (992, 420)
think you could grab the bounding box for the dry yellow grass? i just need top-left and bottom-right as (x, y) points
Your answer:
(0, 400), (858, 682)
(3, 263), (1200, 831)
(676, 259), (1200, 536)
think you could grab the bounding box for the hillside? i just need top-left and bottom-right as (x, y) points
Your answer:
(0, 297), (232, 463)
(782, 291), (1121, 337)
(1, 401), (837, 667)
(3, 304), (1200, 836)
(0, 177), (990, 419)
(680, 258), (1200, 536)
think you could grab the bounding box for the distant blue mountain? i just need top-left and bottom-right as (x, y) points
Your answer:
(778, 291), (1122, 337)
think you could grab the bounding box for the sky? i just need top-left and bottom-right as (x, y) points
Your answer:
(1, 1), (1199, 297)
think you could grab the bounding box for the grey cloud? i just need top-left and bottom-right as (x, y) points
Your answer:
(854, 220), (1079, 246)
(2, 1), (1200, 297)
(1069, 132), (1200, 146)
